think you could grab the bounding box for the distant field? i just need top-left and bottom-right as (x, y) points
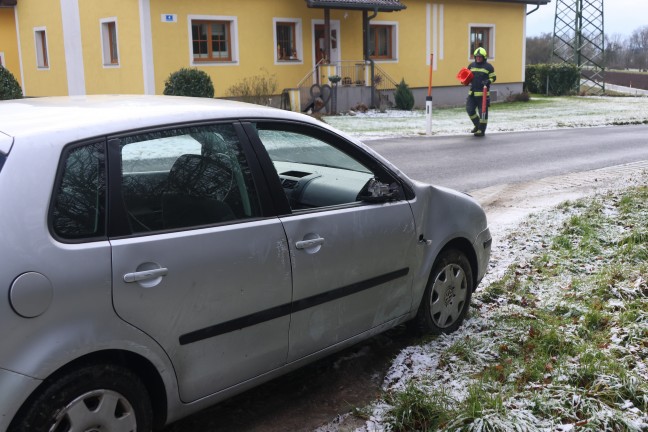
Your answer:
(603, 70), (648, 90)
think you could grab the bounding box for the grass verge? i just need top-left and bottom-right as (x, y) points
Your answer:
(379, 185), (648, 431)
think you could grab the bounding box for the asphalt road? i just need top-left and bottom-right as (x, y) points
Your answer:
(364, 124), (648, 192)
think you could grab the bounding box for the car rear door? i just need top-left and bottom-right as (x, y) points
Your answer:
(244, 122), (418, 362)
(108, 123), (292, 402)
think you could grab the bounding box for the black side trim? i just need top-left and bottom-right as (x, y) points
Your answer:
(178, 267), (409, 346)
(291, 267), (409, 313)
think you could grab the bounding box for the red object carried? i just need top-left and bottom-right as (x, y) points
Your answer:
(456, 67), (473, 86)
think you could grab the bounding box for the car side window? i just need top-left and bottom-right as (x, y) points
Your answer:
(255, 127), (378, 210)
(118, 124), (261, 233)
(51, 142), (106, 240)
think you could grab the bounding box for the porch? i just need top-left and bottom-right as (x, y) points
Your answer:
(281, 59), (399, 114)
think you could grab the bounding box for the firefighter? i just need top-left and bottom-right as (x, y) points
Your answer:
(466, 47), (496, 137)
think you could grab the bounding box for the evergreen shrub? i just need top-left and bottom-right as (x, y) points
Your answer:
(394, 78), (414, 110)
(0, 66), (22, 100)
(163, 68), (214, 98)
(525, 63), (580, 96)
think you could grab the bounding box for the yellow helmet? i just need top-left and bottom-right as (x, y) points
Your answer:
(473, 47), (487, 58)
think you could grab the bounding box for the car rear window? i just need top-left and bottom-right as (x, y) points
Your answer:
(51, 142), (106, 240)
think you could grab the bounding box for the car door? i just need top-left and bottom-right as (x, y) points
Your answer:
(246, 122), (418, 361)
(109, 123), (292, 402)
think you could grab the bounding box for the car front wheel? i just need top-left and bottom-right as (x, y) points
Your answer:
(414, 249), (473, 335)
(9, 364), (153, 432)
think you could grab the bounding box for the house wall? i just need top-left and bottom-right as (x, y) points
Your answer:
(78, 1), (145, 94)
(0, 7), (22, 87)
(8, 0), (531, 106)
(15, 0), (68, 96)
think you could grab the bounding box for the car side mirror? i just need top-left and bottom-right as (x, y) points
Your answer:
(359, 178), (400, 203)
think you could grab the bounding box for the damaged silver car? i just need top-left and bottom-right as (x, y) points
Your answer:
(0, 95), (491, 431)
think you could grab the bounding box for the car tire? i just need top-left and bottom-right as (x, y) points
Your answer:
(8, 363), (153, 432)
(413, 249), (473, 335)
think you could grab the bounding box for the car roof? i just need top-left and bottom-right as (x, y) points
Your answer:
(0, 95), (319, 152)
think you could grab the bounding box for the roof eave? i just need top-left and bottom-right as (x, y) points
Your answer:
(305, 0), (406, 12)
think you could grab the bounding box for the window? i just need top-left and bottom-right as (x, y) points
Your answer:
(51, 142), (106, 239)
(101, 19), (119, 65)
(470, 26), (493, 58)
(34, 28), (49, 68)
(255, 126), (386, 210)
(118, 124), (261, 233)
(369, 23), (397, 60)
(192, 20), (232, 62)
(274, 19), (302, 62)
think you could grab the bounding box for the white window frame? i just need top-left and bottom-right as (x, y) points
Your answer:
(368, 21), (398, 63)
(100, 18), (120, 67)
(188, 15), (239, 66)
(273, 18), (303, 65)
(468, 24), (495, 61)
(34, 27), (50, 69)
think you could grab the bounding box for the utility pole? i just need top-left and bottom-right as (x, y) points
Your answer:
(552, 0), (605, 94)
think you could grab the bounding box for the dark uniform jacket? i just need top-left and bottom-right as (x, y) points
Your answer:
(467, 60), (496, 97)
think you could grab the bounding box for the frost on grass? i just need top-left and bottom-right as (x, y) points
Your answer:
(324, 96), (648, 141)
(341, 174), (648, 432)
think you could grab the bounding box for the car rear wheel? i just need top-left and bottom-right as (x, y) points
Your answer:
(9, 364), (153, 432)
(413, 249), (473, 335)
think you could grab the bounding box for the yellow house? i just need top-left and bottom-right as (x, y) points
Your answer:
(1, 0), (550, 109)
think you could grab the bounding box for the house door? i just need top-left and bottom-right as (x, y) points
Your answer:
(314, 21), (340, 64)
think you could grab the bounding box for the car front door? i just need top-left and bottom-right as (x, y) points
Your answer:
(109, 123), (292, 402)
(247, 123), (418, 361)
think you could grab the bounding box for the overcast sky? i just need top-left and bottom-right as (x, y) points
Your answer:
(526, 0), (648, 38)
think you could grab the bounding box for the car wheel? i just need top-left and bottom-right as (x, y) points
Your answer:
(9, 364), (153, 432)
(414, 249), (473, 335)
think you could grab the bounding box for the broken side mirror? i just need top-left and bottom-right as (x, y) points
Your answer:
(359, 178), (400, 203)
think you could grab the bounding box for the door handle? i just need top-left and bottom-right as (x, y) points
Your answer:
(123, 267), (168, 283)
(295, 237), (325, 249)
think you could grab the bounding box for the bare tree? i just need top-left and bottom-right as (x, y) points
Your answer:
(526, 32), (555, 64)
(628, 26), (648, 70)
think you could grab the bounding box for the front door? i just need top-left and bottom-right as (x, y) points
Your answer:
(251, 123), (417, 362)
(109, 123), (292, 402)
(314, 21), (340, 65)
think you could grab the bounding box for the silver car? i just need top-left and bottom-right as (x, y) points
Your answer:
(0, 95), (490, 431)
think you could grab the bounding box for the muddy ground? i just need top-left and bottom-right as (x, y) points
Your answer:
(163, 160), (648, 432)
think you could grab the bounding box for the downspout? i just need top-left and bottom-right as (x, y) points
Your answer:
(526, 1), (542, 15)
(364, 8), (378, 107)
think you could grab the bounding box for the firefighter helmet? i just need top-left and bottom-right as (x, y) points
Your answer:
(473, 47), (487, 58)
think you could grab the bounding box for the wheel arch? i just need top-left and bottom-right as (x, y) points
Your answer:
(436, 237), (479, 291)
(10, 349), (168, 431)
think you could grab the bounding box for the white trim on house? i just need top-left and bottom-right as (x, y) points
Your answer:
(14, 7), (25, 95)
(369, 20), (398, 63)
(33, 27), (50, 70)
(139, 0), (155, 94)
(100, 17), (120, 68)
(60, 0), (85, 95)
(187, 15), (240, 66)
(468, 23), (496, 61)
(273, 17), (304, 66)
(311, 19), (341, 66)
